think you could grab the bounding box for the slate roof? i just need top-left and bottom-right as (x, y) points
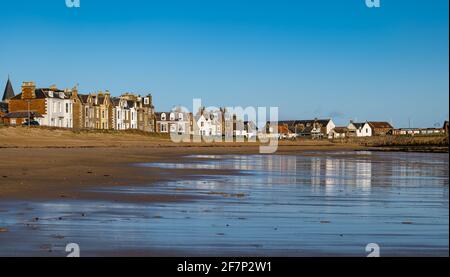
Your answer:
(2, 111), (43, 118)
(0, 102), (8, 113)
(368, 121), (393, 129)
(333, 127), (348, 133)
(2, 78), (15, 101)
(350, 122), (366, 129)
(11, 88), (70, 100)
(79, 94), (89, 104)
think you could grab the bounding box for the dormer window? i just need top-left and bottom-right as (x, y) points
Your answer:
(170, 113), (175, 121)
(161, 113), (166, 121)
(48, 91), (54, 98)
(59, 92), (64, 99)
(144, 97), (150, 105)
(178, 113), (184, 121)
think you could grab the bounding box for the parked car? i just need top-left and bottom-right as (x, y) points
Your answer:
(22, 120), (40, 126)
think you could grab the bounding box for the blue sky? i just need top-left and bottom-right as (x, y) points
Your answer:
(0, 0), (448, 127)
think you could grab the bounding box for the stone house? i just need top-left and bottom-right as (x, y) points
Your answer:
(367, 121), (394, 136)
(7, 82), (73, 127)
(347, 121), (372, 137)
(329, 127), (349, 139)
(155, 109), (192, 135)
(275, 119), (335, 139)
(134, 94), (155, 133)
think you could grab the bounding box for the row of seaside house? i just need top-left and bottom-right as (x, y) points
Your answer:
(1, 78), (449, 138)
(275, 119), (448, 139)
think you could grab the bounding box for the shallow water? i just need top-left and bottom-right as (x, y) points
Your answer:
(0, 151), (448, 256)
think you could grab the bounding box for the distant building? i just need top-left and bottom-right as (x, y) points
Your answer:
(195, 108), (222, 137)
(134, 94), (155, 133)
(367, 121), (394, 136)
(393, 128), (446, 136)
(0, 102), (7, 119)
(241, 121), (257, 139)
(347, 121), (372, 137)
(329, 127), (349, 139)
(112, 96), (138, 130)
(444, 121), (449, 134)
(155, 109), (192, 135)
(2, 77), (15, 103)
(77, 92), (113, 130)
(1, 77), (15, 122)
(278, 119), (335, 139)
(7, 82), (73, 127)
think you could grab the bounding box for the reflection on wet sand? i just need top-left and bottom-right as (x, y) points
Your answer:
(0, 152), (448, 256)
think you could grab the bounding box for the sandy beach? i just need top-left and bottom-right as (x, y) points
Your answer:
(0, 127), (448, 257)
(0, 126), (366, 200)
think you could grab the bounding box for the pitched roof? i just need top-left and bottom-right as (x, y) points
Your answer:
(350, 122), (366, 129)
(278, 119), (332, 126)
(79, 94), (89, 104)
(2, 111), (43, 118)
(368, 121), (393, 129)
(0, 102), (8, 113)
(10, 88), (69, 100)
(333, 127), (348, 133)
(2, 78), (15, 101)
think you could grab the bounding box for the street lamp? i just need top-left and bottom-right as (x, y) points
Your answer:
(27, 99), (31, 127)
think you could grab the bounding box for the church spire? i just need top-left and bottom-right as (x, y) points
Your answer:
(2, 76), (15, 102)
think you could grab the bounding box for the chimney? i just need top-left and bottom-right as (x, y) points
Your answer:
(21, 81), (36, 100)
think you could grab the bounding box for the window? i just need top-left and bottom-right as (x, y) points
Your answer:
(66, 103), (69, 113)
(161, 113), (166, 121)
(144, 97), (150, 105)
(179, 113), (184, 121)
(161, 123), (168, 132)
(178, 123), (185, 133)
(170, 113), (175, 121)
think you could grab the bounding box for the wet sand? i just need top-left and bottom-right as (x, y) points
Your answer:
(0, 150), (448, 257)
(0, 128), (448, 256)
(0, 144), (363, 201)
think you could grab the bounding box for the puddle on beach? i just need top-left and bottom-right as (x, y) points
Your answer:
(0, 152), (448, 256)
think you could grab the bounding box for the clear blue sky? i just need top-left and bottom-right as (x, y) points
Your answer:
(0, 0), (448, 127)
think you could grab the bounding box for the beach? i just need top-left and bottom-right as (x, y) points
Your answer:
(0, 127), (448, 256)
(0, 126), (368, 200)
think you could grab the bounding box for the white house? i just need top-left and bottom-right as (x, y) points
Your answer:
(156, 110), (192, 135)
(347, 121), (372, 137)
(36, 88), (73, 128)
(113, 98), (138, 130)
(196, 110), (222, 137)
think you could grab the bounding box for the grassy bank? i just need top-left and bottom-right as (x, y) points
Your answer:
(1, 125), (448, 152)
(331, 135), (449, 153)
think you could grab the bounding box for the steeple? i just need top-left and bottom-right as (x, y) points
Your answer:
(2, 76), (15, 102)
